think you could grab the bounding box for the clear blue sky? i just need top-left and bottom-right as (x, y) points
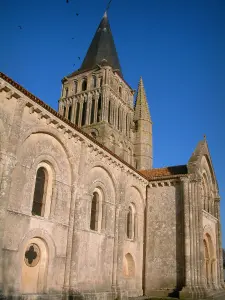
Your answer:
(1, 0), (225, 245)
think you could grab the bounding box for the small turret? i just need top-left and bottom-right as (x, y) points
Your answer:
(134, 77), (153, 170)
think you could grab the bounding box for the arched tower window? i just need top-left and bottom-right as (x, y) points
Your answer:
(97, 95), (102, 122)
(90, 192), (99, 231)
(117, 107), (120, 130)
(90, 98), (95, 124)
(108, 100), (111, 123)
(119, 86), (122, 97)
(74, 81), (78, 93)
(82, 79), (87, 91)
(65, 87), (68, 98)
(125, 114), (128, 136)
(126, 204), (136, 240)
(63, 106), (66, 117)
(75, 102), (80, 125)
(32, 167), (48, 217)
(92, 76), (97, 88)
(68, 105), (72, 121)
(81, 101), (87, 126)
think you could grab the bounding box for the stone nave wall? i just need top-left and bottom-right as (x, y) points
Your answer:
(0, 75), (147, 299)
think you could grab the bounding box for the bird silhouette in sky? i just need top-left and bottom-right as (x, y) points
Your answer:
(66, 0), (69, 3)
(76, 13), (79, 16)
(72, 37), (75, 40)
(18, 25), (22, 30)
(78, 57), (80, 60)
(73, 64), (76, 66)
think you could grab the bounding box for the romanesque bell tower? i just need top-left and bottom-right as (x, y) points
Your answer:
(58, 11), (152, 170)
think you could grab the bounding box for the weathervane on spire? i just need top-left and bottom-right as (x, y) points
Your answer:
(106, 0), (113, 12)
(204, 134), (207, 141)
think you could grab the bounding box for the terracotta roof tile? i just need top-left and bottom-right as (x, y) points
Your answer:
(140, 165), (188, 180)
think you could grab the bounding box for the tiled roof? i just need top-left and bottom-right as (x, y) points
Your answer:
(140, 165), (188, 180)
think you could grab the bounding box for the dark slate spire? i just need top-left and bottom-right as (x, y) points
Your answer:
(80, 11), (123, 76)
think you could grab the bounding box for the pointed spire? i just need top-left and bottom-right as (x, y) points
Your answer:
(80, 12), (122, 76)
(134, 77), (151, 121)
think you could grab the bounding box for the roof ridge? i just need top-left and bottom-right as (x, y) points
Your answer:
(0, 71), (147, 180)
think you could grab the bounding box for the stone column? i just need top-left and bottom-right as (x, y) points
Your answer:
(94, 94), (99, 123)
(86, 94), (92, 125)
(214, 197), (225, 289)
(78, 99), (84, 127)
(180, 177), (194, 299)
(71, 97), (76, 124)
(112, 205), (120, 294)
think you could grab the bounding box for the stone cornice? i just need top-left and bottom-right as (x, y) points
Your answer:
(0, 73), (147, 186)
(148, 179), (181, 188)
(203, 209), (218, 223)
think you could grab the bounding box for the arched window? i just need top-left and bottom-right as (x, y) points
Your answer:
(63, 106), (66, 117)
(75, 102), (80, 125)
(119, 86), (122, 97)
(125, 114), (128, 135)
(32, 167), (48, 217)
(68, 105), (72, 121)
(126, 204), (136, 240)
(117, 107), (120, 130)
(123, 253), (135, 277)
(97, 95), (102, 122)
(82, 79), (87, 91)
(90, 98), (95, 124)
(90, 192), (99, 231)
(92, 76), (97, 88)
(74, 81), (78, 93)
(65, 87), (68, 98)
(108, 100), (111, 123)
(81, 101), (87, 126)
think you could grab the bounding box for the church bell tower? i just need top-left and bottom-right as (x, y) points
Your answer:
(58, 11), (152, 170)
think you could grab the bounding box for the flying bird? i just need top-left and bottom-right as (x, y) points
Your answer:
(18, 25), (22, 30)
(73, 64), (76, 66)
(76, 13), (79, 16)
(78, 57), (80, 60)
(72, 37), (75, 40)
(66, 0), (69, 3)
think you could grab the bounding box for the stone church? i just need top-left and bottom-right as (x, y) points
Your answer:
(0, 11), (224, 300)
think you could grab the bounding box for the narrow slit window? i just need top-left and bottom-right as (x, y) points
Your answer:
(32, 167), (48, 217)
(82, 79), (87, 91)
(108, 100), (111, 123)
(68, 106), (72, 121)
(117, 107), (120, 130)
(65, 87), (68, 98)
(75, 102), (80, 125)
(92, 76), (97, 88)
(81, 101), (87, 126)
(97, 95), (102, 122)
(90, 192), (99, 231)
(74, 81), (78, 93)
(90, 99), (95, 124)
